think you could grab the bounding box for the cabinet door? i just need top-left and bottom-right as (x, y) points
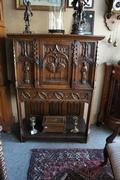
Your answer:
(72, 41), (97, 90)
(13, 39), (36, 88)
(35, 38), (72, 89)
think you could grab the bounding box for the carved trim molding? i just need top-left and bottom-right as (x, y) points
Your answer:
(20, 89), (91, 102)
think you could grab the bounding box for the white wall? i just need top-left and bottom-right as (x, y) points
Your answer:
(3, 0), (120, 124)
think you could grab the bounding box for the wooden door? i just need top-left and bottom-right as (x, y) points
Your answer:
(0, 0), (12, 132)
(35, 38), (73, 89)
(13, 39), (36, 88)
(71, 41), (97, 90)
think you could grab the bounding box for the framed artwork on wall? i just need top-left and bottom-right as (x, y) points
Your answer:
(16, 0), (66, 10)
(82, 11), (95, 35)
(67, 0), (94, 9)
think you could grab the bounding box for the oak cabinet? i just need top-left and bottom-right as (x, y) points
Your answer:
(8, 34), (104, 142)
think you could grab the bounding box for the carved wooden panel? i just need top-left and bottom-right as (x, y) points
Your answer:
(36, 39), (72, 89)
(18, 89), (91, 102)
(23, 101), (83, 116)
(7, 34), (104, 142)
(13, 39), (36, 87)
(72, 41), (96, 89)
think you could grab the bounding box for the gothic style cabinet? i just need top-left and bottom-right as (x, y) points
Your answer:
(7, 34), (104, 142)
(0, 0), (12, 132)
(97, 63), (120, 129)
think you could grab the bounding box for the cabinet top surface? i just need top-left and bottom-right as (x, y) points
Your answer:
(7, 33), (104, 41)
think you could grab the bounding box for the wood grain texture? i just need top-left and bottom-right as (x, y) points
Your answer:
(8, 34), (104, 142)
(0, 0), (13, 132)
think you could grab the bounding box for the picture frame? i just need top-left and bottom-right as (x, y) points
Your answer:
(16, 0), (67, 10)
(67, 0), (94, 9)
(82, 10), (95, 35)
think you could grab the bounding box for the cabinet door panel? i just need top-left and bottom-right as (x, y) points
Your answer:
(13, 39), (36, 87)
(35, 39), (72, 89)
(72, 41), (97, 89)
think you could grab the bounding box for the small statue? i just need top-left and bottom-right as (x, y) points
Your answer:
(23, 0), (33, 33)
(72, 0), (88, 12)
(71, 0), (88, 34)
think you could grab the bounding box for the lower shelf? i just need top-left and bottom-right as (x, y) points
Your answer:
(21, 132), (88, 143)
(20, 115), (88, 143)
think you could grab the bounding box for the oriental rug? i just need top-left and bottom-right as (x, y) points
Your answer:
(27, 149), (114, 180)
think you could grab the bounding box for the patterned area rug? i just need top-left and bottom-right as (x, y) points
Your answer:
(27, 149), (114, 180)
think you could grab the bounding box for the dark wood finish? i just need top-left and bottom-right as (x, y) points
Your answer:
(0, 0), (13, 132)
(97, 63), (120, 129)
(7, 34), (104, 142)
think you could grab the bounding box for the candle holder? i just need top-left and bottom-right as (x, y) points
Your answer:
(30, 116), (38, 135)
(71, 116), (80, 133)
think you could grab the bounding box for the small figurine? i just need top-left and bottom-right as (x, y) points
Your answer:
(23, 0), (33, 33)
(72, 0), (88, 12)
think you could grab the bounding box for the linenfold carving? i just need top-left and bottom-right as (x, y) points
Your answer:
(18, 40), (36, 59)
(72, 41), (94, 64)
